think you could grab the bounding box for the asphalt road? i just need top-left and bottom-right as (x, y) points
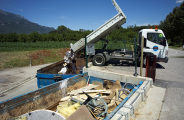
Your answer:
(158, 48), (184, 120)
(0, 48), (183, 120)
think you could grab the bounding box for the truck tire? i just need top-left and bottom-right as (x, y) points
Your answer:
(93, 53), (106, 66)
(137, 56), (146, 67)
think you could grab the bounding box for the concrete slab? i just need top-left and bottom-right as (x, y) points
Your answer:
(83, 64), (149, 84)
(131, 85), (166, 120)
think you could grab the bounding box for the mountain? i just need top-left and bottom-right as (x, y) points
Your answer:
(0, 9), (55, 34)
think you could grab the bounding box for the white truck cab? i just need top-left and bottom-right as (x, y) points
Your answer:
(138, 28), (169, 63)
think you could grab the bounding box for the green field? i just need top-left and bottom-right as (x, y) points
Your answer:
(0, 40), (133, 52)
(0, 41), (76, 52)
(0, 41), (133, 69)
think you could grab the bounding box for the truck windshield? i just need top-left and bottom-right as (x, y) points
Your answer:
(147, 33), (165, 46)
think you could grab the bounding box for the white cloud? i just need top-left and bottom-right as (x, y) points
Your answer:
(137, 23), (158, 26)
(60, 16), (69, 20)
(176, 0), (184, 3)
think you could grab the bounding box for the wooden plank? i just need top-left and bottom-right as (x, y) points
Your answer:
(78, 90), (106, 94)
(68, 84), (99, 95)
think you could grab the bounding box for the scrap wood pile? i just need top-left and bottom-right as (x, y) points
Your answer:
(56, 80), (134, 120)
(13, 80), (135, 120)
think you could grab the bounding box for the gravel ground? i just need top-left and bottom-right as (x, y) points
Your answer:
(0, 63), (51, 102)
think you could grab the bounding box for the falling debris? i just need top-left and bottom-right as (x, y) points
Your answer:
(64, 50), (74, 63)
(58, 63), (68, 74)
(59, 50), (77, 75)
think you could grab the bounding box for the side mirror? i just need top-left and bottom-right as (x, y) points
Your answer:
(163, 38), (166, 46)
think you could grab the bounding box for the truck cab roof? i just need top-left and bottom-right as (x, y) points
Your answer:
(139, 29), (164, 33)
(139, 29), (165, 38)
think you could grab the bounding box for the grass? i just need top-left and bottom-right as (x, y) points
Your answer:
(0, 41), (74, 69)
(0, 48), (70, 70)
(169, 56), (184, 58)
(0, 41), (76, 52)
(169, 46), (184, 51)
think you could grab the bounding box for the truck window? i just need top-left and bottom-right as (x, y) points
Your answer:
(147, 33), (165, 45)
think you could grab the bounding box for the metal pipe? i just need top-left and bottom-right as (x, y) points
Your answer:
(85, 36), (88, 68)
(134, 37), (138, 76)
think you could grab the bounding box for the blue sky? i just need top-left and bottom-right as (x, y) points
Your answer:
(0, 0), (183, 30)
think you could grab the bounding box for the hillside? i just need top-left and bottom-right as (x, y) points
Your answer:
(0, 9), (55, 34)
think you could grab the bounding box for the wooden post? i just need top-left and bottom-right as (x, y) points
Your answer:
(140, 36), (144, 76)
(30, 55), (32, 67)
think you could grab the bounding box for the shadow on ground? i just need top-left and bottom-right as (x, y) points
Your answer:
(108, 60), (165, 69)
(108, 60), (134, 66)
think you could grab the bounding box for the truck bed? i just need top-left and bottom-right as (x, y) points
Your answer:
(70, 0), (126, 53)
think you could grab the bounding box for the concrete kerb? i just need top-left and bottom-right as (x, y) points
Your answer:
(83, 66), (153, 120)
(0, 76), (36, 96)
(112, 79), (152, 120)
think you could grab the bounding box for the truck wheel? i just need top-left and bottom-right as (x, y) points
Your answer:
(93, 53), (106, 66)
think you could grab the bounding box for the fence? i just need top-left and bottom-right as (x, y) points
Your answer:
(95, 39), (134, 51)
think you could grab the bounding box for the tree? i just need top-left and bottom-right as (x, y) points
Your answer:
(18, 34), (30, 42)
(7, 33), (18, 42)
(57, 25), (71, 34)
(160, 2), (184, 46)
(29, 32), (41, 42)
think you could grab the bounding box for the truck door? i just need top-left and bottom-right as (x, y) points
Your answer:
(147, 32), (167, 58)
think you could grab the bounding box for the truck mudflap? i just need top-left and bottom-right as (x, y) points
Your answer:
(157, 57), (169, 63)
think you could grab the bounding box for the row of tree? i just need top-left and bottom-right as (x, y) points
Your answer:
(0, 26), (92, 42)
(0, 2), (183, 46)
(0, 25), (154, 43)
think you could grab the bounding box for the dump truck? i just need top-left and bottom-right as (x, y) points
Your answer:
(70, 0), (168, 66)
